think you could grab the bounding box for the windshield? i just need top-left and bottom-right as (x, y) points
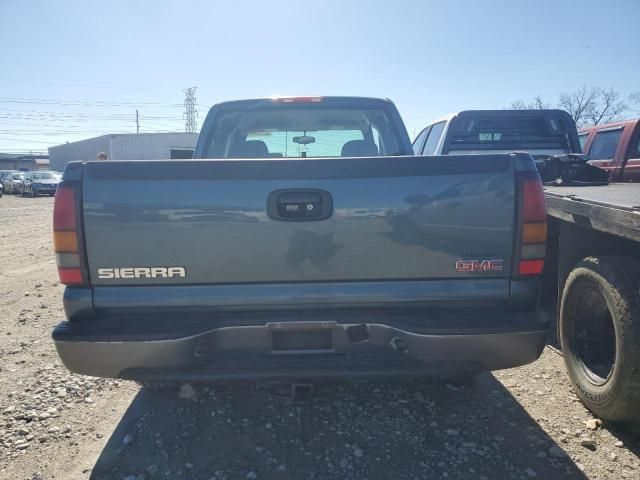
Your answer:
(11, 173), (25, 180)
(201, 104), (401, 158)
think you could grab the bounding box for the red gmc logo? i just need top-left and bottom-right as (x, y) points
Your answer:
(456, 259), (504, 273)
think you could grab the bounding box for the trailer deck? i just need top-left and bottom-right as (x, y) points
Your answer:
(544, 184), (640, 242)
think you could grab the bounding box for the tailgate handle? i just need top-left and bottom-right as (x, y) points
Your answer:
(267, 189), (333, 221)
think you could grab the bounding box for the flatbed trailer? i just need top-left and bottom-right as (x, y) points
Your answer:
(543, 183), (640, 422)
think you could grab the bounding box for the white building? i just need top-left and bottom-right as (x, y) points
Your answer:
(48, 132), (198, 171)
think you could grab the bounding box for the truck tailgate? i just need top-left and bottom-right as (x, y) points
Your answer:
(82, 156), (516, 291)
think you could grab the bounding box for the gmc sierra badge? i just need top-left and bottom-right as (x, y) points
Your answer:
(97, 267), (186, 279)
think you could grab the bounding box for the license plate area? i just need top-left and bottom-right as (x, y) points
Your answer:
(271, 329), (333, 352)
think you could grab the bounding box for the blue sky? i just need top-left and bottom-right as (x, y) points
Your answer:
(0, 0), (638, 153)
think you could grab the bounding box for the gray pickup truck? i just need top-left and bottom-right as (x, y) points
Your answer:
(52, 96), (547, 385)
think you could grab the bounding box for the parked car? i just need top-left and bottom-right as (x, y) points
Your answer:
(21, 171), (62, 197)
(0, 171), (12, 198)
(16, 172), (32, 195)
(52, 96), (548, 388)
(2, 172), (26, 194)
(414, 109), (640, 423)
(579, 119), (640, 182)
(0, 169), (19, 184)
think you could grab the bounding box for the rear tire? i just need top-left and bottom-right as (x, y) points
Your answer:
(560, 256), (640, 423)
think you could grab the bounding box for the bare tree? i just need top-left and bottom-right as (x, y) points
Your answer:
(629, 91), (640, 114)
(531, 95), (551, 110)
(557, 86), (600, 127)
(509, 86), (636, 127)
(509, 95), (550, 110)
(509, 99), (528, 110)
(585, 87), (628, 126)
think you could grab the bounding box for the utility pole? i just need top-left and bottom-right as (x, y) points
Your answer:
(183, 86), (198, 133)
(136, 109), (140, 134)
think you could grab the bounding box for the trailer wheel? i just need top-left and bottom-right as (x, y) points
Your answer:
(560, 256), (640, 422)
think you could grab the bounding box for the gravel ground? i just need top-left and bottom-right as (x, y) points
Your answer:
(0, 194), (638, 480)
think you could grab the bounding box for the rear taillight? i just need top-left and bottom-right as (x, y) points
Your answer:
(53, 184), (86, 286)
(515, 172), (547, 276)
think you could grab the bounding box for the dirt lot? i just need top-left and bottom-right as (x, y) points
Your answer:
(0, 194), (638, 480)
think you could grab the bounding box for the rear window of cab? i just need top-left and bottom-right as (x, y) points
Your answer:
(201, 102), (402, 158)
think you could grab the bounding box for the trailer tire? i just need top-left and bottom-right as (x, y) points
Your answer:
(560, 256), (640, 423)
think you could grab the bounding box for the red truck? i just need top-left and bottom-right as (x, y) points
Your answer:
(580, 118), (640, 182)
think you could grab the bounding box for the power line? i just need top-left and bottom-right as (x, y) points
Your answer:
(0, 96), (183, 107)
(0, 133), (131, 136)
(0, 92), (200, 151)
(0, 106), (181, 117)
(139, 122), (182, 127)
(0, 112), (180, 120)
(0, 137), (64, 145)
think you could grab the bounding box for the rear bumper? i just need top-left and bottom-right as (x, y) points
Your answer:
(53, 310), (547, 381)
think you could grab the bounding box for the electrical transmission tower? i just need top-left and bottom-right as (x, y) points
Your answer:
(183, 86), (198, 133)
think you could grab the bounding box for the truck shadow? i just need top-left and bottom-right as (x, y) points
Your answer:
(89, 376), (588, 480)
(91, 374), (586, 480)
